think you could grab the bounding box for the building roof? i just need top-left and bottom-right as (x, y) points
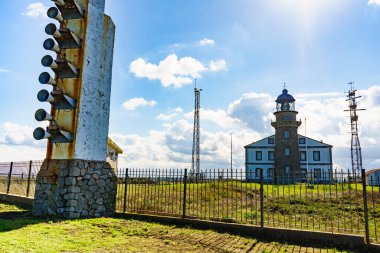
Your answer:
(298, 134), (333, 147)
(244, 135), (275, 148)
(245, 134), (332, 148)
(276, 89), (295, 103)
(365, 168), (380, 176)
(107, 137), (123, 154)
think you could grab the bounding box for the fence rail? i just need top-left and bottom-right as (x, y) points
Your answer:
(0, 160), (42, 198)
(0, 163), (378, 245)
(116, 168), (380, 244)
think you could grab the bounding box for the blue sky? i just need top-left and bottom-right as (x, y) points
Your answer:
(0, 0), (379, 170)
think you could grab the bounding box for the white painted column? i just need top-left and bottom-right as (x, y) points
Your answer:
(74, 0), (115, 161)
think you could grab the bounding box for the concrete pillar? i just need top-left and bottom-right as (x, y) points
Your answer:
(33, 0), (117, 218)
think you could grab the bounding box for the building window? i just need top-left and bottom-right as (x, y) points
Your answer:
(285, 166), (290, 174)
(268, 151), (274, 161)
(299, 138), (305, 144)
(284, 148), (290, 156)
(256, 151), (262, 160)
(284, 130), (289, 138)
(255, 168), (262, 178)
(268, 138), (275, 144)
(267, 168), (273, 178)
(313, 151), (320, 161)
(314, 168), (322, 179)
(300, 151), (306, 161)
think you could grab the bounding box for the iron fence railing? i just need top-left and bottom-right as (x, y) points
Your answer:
(116, 168), (380, 244)
(0, 163), (378, 244)
(0, 160), (42, 198)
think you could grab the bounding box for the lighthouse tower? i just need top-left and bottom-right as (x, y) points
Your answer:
(271, 88), (301, 183)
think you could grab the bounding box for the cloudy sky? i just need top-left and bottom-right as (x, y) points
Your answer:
(0, 0), (379, 170)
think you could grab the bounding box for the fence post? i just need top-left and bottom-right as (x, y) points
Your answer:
(6, 162), (13, 194)
(26, 160), (33, 197)
(361, 169), (370, 244)
(260, 168), (264, 228)
(182, 168), (188, 219)
(123, 168), (129, 213)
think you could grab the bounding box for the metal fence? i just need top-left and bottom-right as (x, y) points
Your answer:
(116, 168), (380, 244)
(0, 163), (378, 244)
(0, 160), (42, 198)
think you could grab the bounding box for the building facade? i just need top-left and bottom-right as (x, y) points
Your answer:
(245, 88), (333, 183)
(365, 169), (380, 186)
(106, 137), (123, 173)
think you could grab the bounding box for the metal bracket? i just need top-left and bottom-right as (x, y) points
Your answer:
(55, 0), (85, 20)
(51, 89), (77, 110)
(53, 58), (80, 78)
(47, 124), (73, 143)
(54, 27), (82, 49)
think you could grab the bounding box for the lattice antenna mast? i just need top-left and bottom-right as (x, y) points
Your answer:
(344, 82), (365, 177)
(191, 79), (202, 178)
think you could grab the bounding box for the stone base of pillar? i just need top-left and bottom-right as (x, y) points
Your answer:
(32, 159), (117, 218)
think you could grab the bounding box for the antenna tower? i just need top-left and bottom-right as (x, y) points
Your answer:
(191, 80), (202, 180)
(344, 82), (365, 177)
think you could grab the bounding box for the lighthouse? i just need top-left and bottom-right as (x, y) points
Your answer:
(271, 88), (302, 183)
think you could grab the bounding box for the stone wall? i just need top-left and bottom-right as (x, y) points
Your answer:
(33, 159), (117, 218)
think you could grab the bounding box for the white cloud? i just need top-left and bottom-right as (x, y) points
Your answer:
(111, 119), (258, 169)
(156, 113), (177, 121)
(199, 38), (215, 46)
(228, 92), (274, 134)
(122, 98), (157, 111)
(22, 3), (48, 18)
(129, 54), (227, 88)
(156, 107), (183, 121)
(0, 122), (37, 146)
(364, 85), (380, 107)
(173, 107), (183, 113)
(0, 145), (45, 163)
(130, 54), (206, 88)
(185, 108), (244, 130)
(0, 68), (10, 73)
(0, 122), (46, 162)
(368, 0), (380, 5)
(209, 60), (227, 72)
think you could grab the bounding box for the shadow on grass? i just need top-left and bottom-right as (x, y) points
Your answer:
(115, 213), (363, 253)
(0, 209), (49, 232)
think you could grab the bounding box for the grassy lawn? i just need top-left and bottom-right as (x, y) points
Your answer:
(0, 203), (355, 253)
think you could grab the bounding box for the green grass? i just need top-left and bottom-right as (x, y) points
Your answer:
(0, 203), (26, 213)
(0, 203), (355, 253)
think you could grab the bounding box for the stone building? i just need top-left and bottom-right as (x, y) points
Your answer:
(245, 88), (333, 183)
(106, 137), (123, 173)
